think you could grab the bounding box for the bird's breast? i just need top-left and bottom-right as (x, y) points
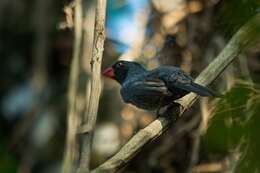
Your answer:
(120, 81), (169, 110)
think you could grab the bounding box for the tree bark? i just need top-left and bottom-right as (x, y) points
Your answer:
(77, 0), (107, 172)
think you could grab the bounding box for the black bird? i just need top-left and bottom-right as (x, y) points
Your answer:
(103, 60), (218, 111)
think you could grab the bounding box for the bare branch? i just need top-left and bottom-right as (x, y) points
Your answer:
(91, 13), (260, 173)
(62, 1), (83, 172)
(63, 0), (107, 172)
(77, 0), (107, 172)
(76, 0), (96, 172)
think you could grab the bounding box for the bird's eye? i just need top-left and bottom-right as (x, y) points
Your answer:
(117, 62), (124, 68)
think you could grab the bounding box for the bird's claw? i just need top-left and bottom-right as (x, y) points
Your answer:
(156, 102), (181, 121)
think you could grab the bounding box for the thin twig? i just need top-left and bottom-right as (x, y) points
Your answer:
(90, 14), (260, 173)
(238, 54), (253, 83)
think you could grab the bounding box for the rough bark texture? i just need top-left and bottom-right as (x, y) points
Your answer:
(63, 0), (107, 173)
(78, 0), (107, 173)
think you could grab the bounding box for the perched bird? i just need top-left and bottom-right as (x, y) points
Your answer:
(103, 60), (218, 111)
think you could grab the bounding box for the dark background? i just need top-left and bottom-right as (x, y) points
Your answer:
(0, 0), (260, 173)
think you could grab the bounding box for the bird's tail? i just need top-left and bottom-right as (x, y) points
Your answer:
(189, 82), (222, 97)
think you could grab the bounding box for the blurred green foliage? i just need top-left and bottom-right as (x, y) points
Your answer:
(203, 81), (260, 172)
(217, 0), (260, 38)
(0, 139), (17, 173)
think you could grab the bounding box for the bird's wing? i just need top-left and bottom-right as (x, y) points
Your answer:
(167, 70), (216, 96)
(121, 77), (172, 104)
(131, 78), (171, 96)
(168, 70), (193, 86)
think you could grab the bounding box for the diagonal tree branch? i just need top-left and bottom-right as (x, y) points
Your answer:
(90, 13), (260, 173)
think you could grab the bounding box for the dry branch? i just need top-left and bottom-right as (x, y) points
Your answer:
(63, 0), (107, 172)
(77, 0), (107, 172)
(62, 1), (83, 172)
(77, 0), (96, 172)
(90, 14), (260, 173)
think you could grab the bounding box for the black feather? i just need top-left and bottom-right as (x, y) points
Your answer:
(105, 60), (222, 110)
(190, 82), (223, 97)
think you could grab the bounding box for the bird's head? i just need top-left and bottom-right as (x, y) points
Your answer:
(103, 60), (146, 84)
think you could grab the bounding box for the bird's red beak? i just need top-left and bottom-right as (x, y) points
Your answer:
(102, 67), (115, 79)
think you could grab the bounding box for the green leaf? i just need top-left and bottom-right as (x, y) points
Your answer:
(203, 81), (260, 172)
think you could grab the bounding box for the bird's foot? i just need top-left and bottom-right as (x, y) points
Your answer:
(157, 102), (181, 121)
